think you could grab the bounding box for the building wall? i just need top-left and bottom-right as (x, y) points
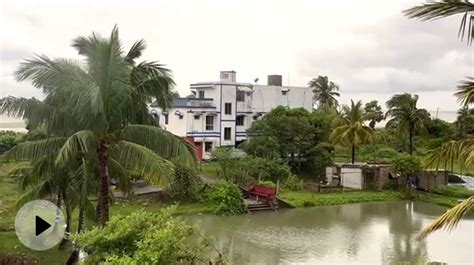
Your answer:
(151, 72), (314, 157)
(341, 167), (363, 189)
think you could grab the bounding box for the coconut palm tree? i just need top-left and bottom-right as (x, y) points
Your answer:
(364, 100), (385, 129)
(424, 140), (461, 173)
(418, 138), (473, 239)
(404, 0), (474, 240)
(330, 100), (375, 164)
(308, 75), (340, 109)
(385, 94), (429, 156)
(403, 0), (474, 44)
(0, 26), (196, 225)
(455, 77), (474, 106)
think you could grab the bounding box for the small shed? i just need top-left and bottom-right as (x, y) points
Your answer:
(326, 163), (396, 190)
(416, 170), (448, 191)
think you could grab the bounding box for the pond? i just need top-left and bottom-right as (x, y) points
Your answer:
(188, 201), (474, 264)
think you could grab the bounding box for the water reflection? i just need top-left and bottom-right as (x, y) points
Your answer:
(187, 201), (474, 264)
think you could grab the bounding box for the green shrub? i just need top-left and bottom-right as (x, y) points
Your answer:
(169, 164), (201, 201)
(0, 131), (23, 154)
(239, 156), (291, 183)
(75, 209), (222, 264)
(282, 174), (302, 191)
(207, 181), (246, 215)
(257, 180), (275, 188)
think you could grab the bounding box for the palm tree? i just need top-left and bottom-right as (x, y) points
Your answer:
(308, 76), (340, 109)
(385, 94), (429, 156)
(455, 77), (474, 106)
(0, 26), (196, 225)
(424, 140), (461, 173)
(364, 100), (385, 129)
(330, 100), (375, 164)
(403, 0), (474, 44)
(418, 138), (473, 239)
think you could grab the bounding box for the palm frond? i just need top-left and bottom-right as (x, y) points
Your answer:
(55, 130), (97, 167)
(125, 39), (146, 64)
(111, 140), (175, 186)
(455, 77), (474, 106)
(16, 179), (52, 208)
(4, 137), (67, 162)
(109, 158), (132, 194)
(120, 125), (196, 166)
(403, 0), (474, 44)
(417, 196), (474, 240)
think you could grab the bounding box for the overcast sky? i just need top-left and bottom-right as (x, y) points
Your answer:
(1, 0), (472, 112)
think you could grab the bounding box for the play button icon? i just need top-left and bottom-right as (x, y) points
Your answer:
(15, 200), (66, 250)
(35, 215), (51, 236)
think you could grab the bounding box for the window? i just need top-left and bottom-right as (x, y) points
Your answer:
(224, 103), (232, 115)
(164, 113), (169, 125)
(236, 90), (245, 102)
(281, 90), (288, 95)
(205, 115), (214, 130)
(224, 127), (231, 140)
(194, 115), (200, 120)
(236, 115), (244, 126)
(198, 90), (205, 98)
(204, 142), (212, 152)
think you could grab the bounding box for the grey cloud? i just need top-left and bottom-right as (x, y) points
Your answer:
(297, 15), (473, 94)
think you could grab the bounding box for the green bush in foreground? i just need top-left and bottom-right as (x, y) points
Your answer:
(207, 181), (246, 215)
(75, 209), (224, 264)
(169, 164), (201, 201)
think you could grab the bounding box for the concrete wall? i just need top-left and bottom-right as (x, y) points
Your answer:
(341, 167), (363, 189)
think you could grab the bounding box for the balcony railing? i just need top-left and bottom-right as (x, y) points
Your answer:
(187, 98), (215, 107)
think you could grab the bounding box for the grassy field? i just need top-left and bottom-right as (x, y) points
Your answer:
(279, 190), (404, 208)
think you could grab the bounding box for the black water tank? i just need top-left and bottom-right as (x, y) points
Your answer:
(267, 75), (282, 86)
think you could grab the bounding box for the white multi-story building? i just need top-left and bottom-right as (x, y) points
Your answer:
(150, 71), (313, 159)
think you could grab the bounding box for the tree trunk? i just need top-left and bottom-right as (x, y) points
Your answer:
(351, 145), (355, 164)
(409, 126), (414, 156)
(52, 192), (62, 234)
(59, 190), (71, 250)
(97, 140), (110, 225)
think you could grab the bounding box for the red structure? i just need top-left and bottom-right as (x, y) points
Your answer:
(249, 185), (275, 202)
(182, 137), (203, 161)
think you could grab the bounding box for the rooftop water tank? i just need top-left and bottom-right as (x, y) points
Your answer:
(267, 75), (282, 86)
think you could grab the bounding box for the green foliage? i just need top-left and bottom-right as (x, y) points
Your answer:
(431, 185), (474, 198)
(207, 181), (246, 215)
(75, 209), (222, 264)
(210, 147), (235, 180)
(169, 164), (201, 201)
(241, 136), (280, 159)
(0, 131), (23, 154)
(210, 152), (292, 186)
(455, 106), (474, 137)
(257, 180), (275, 188)
(364, 100), (384, 129)
(385, 94), (430, 155)
(308, 75), (340, 108)
(330, 100), (375, 163)
(391, 153), (421, 176)
(279, 190), (403, 208)
(282, 174), (302, 191)
(245, 106), (334, 171)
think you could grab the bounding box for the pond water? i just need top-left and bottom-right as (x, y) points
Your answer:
(188, 201), (474, 264)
